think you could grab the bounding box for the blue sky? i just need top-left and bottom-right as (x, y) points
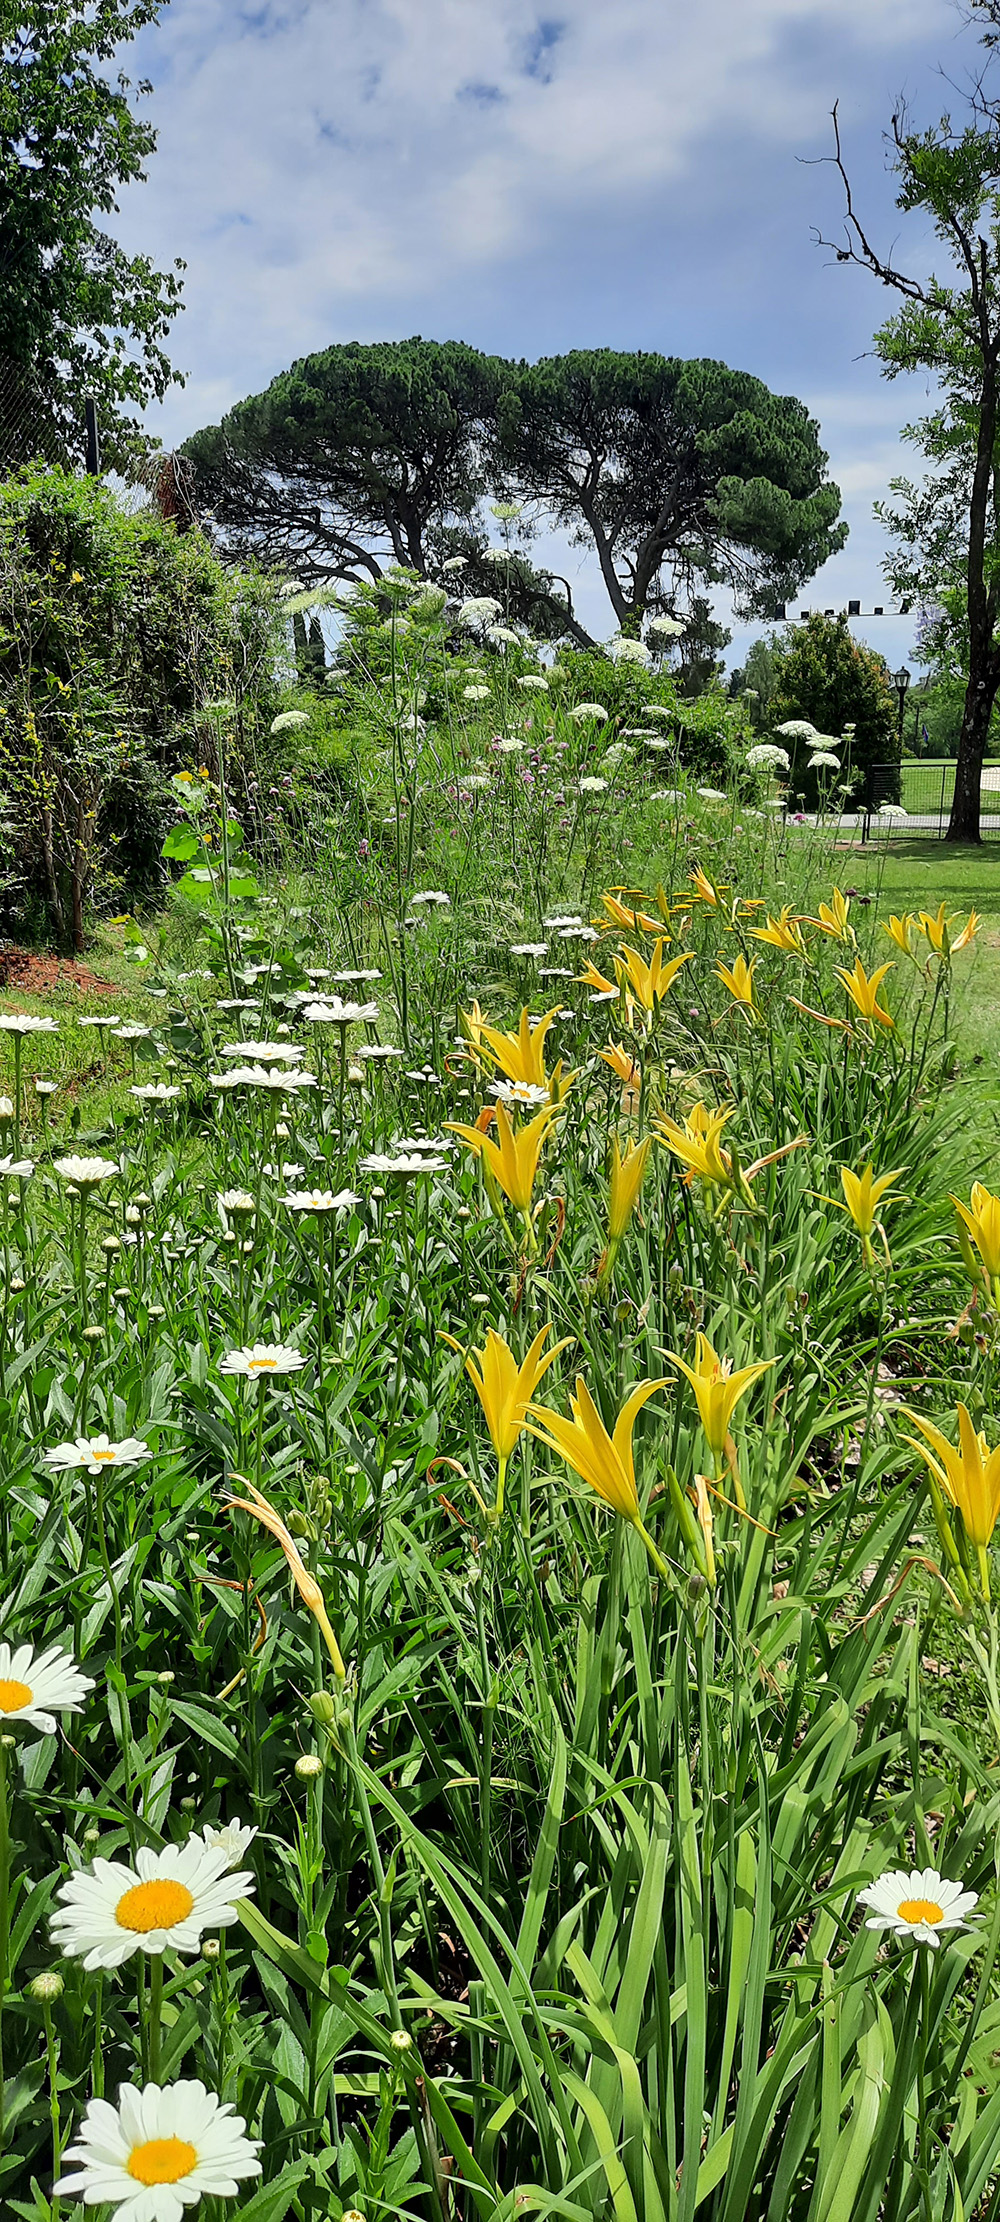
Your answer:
(114, 0), (978, 669)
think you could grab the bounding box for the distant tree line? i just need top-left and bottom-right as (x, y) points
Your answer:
(183, 339), (847, 649)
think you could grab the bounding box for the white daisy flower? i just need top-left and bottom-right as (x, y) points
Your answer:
(0, 1156), (33, 1178)
(209, 1065), (316, 1092)
(217, 1190), (255, 1217)
(490, 1080), (551, 1107)
(131, 1084), (182, 1103)
(332, 968), (381, 984)
(52, 1838), (256, 1970)
(359, 1152), (448, 1177)
(113, 1025), (153, 1042)
(35, 1079), (58, 1094)
(0, 1641), (92, 1736)
(55, 2078), (262, 2218)
(284, 1188), (361, 1213)
(510, 943), (547, 958)
(354, 1043), (403, 1061)
(44, 1434), (150, 1476)
(220, 1343), (306, 1378)
(302, 999), (378, 1025)
(219, 1041), (303, 1064)
(409, 891), (450, 908)
(858, 1867), (979, 1948)
(79, 1013), (123, 1028)
(0, 1012), (58, 1034)
(52, 1154), (118, 1188)
(201, 1817), (257, 1867)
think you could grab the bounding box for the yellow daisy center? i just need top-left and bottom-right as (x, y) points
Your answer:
(0, 1678), (32, 1714)
(91, 1449), (116, 1461)
(249, 1357), (276, 1371)
(897, 1897), (943, 1926)
(115, 1878), (195, 1933)
(127, 2135), (198, 2185)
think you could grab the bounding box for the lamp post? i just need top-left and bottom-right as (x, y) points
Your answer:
(893, 665), (911, 751)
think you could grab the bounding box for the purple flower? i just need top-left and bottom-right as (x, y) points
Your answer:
(357, 839), (370, 861)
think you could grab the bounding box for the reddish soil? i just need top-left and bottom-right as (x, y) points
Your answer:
(0, 945), (118, 997)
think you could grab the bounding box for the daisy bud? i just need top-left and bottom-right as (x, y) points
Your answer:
(389, 2029), (412, 2052)
(101, 1236), (122, 1255)
(9, 1278), (25, 1294)
(348, 1064), (364, 1084)
(29, 1972), (64, 2003)
(201, 1938), (221, 1960)
(309, 1691), (336, 1725)
(295, 1754), (324, 1780)
(157, 1671), (175, 1686)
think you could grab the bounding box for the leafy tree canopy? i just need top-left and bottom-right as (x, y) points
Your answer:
(185, 340), (846, 646)
(1, 0), (184, 472)
(769, 611), (897, 804)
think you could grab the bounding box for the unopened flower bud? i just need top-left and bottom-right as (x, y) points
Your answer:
(309, 1690), (336, 1725)
(295, 1753), (324, 1780)
(389, 2028), (412, 2052)
(29, 1972), (64, 2003)
(102, 1235), (122, 1255)
(201, 1938), (221, 1961)
(157, 1670), (175, 1686)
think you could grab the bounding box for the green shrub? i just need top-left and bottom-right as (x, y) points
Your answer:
(770, 611), (899, 806)
(0, 465), (280, 946)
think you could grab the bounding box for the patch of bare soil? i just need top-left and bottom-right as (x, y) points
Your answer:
(0, 946), (118, 997)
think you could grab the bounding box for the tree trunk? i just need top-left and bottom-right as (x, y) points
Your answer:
(947, 663), (999, 840)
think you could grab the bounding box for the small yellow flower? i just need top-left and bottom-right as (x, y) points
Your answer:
(601, 1040), (641, 1092)
(614, 939), (693, 1014)
(837, 1164), (905, 1241)
(654, 1101), (737, 1190)
(459, 1000), (489, 1062)
(902, 1403), (1000, 1596)
(445, 1097), (560, 1227)
(525, 1374), (670, 1574)
(440, 1324), (571, 1519)
(951, 910), (979, 953)
(883, 912), (916, 956)
(751, 907), (810, 957)
(715, 953), (758, 1011)
(663, 1332), (774, 1465)
(951, 1183), (1000, 1291)
(808, 888), (855, 945)
(833, 956), (894, 1028)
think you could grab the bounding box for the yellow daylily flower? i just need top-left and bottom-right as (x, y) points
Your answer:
(458, 1000), (490, 1064)
(608, 1134), (653, 1244)
(902, 1402), (1000, 1596)
(808, 888), (855, 945)
(750, 906), (810, 957)
(614, 939), (693, 1014)
(578, 958), (620, 997)
(598, 890), (663, 934)
(916, 903), (978, 956)
(601, 1040), (641, 1092)
(654, 1101), (737, 1191)
(689, 865), (722, 906)
(833, 956), (894, 1028)
(883, 912), (916, 957)
(951, 910), (980, 953)
(832, 1163), (905, 1267)
(525, 1374), (670, 1575)
(440, 1324), (572, 1520)
(222, 1478), (345, 1679)
(476, 1005), (559, 1089)
(445, 1097), (560, 1230)
(952, 1183), (1000, 1294)
(715, 953), (758, 1012)
(663, 1331), (774, 1466)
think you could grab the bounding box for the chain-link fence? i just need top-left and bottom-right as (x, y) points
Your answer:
(0, 353), (64, 473)
(861, 760), (1000, 837)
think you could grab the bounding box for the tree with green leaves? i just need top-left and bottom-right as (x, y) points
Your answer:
(185, 340), (508, 592)
(185, 340), (846, 647)
(769, 610), (897, 806)
(492, 349), (847, 637)
(819, 74), (1000, 839)
(1, 0), (184, 472)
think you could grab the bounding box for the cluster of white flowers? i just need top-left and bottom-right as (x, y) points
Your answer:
(456, 597), (502, 628)
(516, 674), (550, 692)
(610, 636), (652, 668)
(746, 743), (790, 772)
(568, 702), (608, 724)
(646, 613), (684, 640)
(809, 750), (842, 771)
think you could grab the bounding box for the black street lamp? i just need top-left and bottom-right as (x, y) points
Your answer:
(893, 665), (911, 750)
